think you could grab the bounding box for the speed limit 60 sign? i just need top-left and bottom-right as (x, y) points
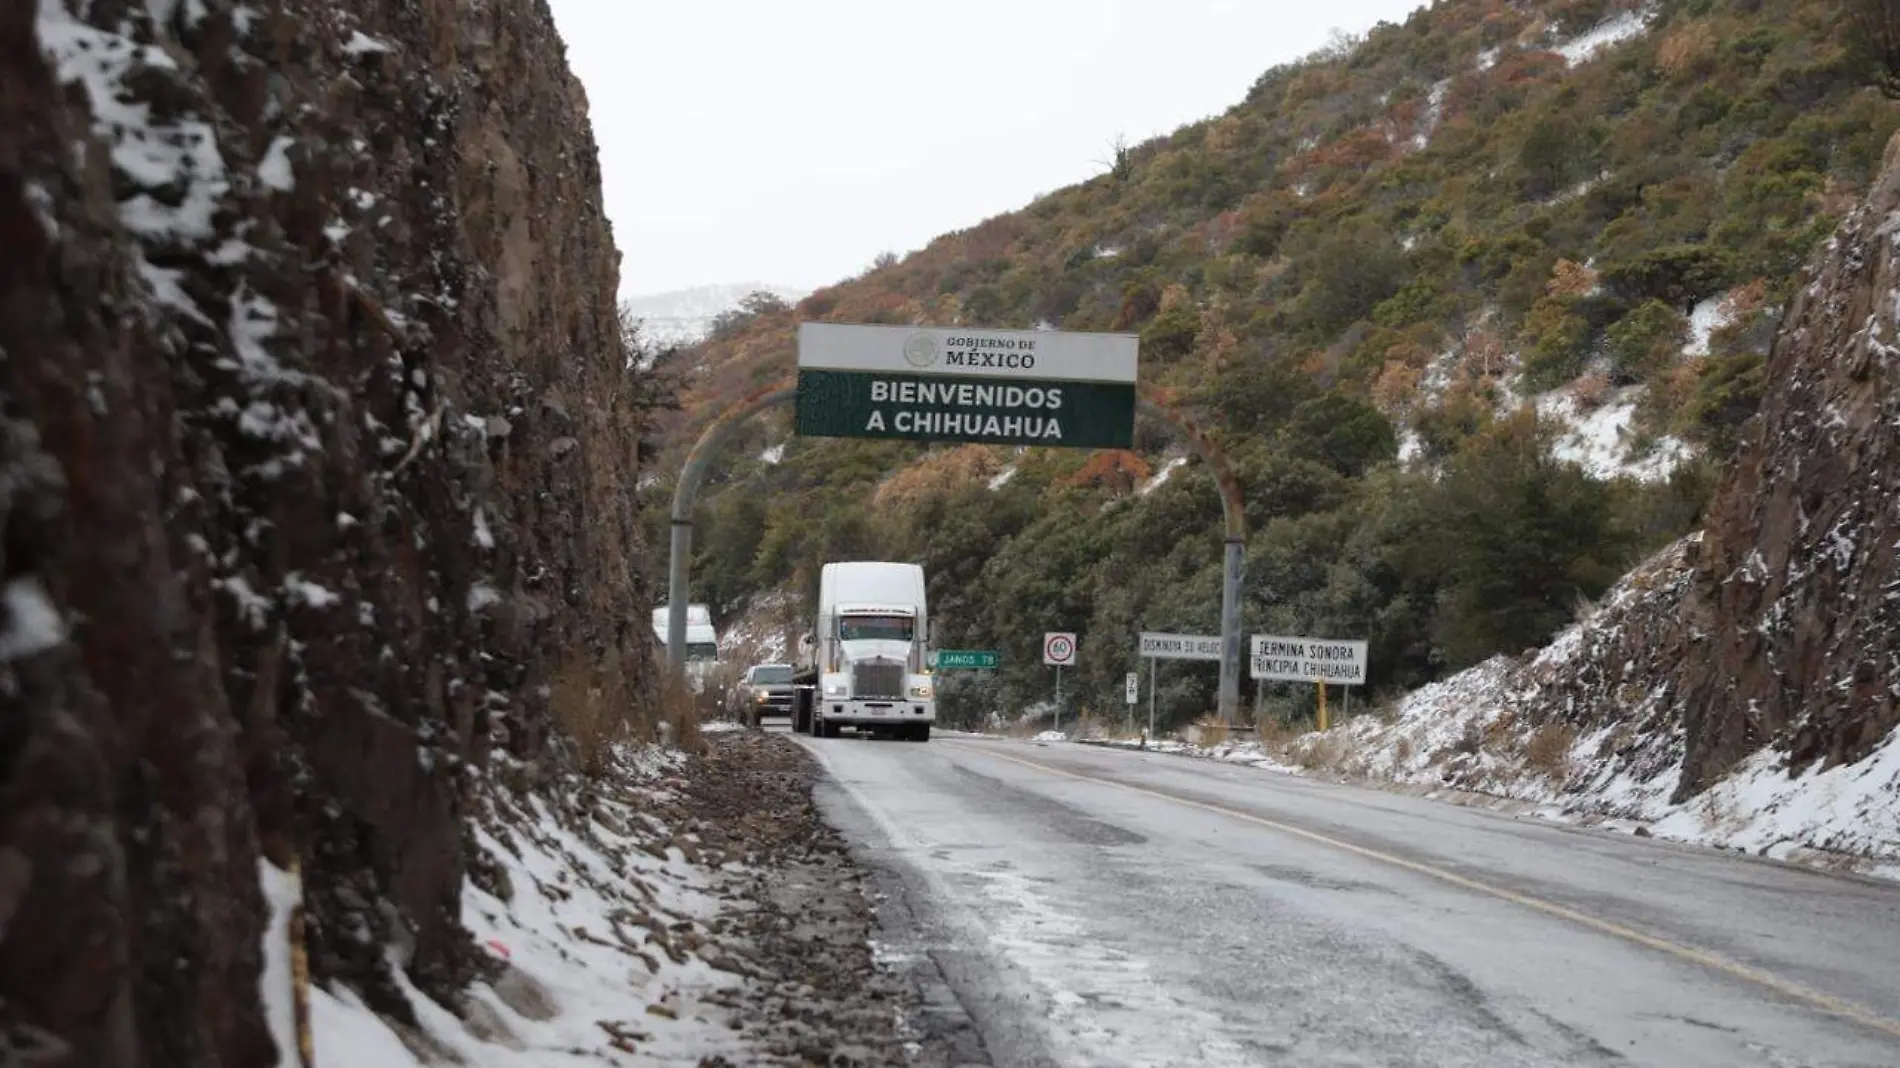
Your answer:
(1042, 632), (1077, 666)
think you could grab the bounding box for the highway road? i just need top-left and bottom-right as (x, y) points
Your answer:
(796, 731), (1900, 1068)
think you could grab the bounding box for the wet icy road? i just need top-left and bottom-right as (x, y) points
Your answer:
(798, 733), (1900, 1068)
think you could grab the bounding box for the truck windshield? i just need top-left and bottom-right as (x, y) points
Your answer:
(752, 666), (793, 683)
(839, 615), (913, 641)
(687, 642), (719, 661)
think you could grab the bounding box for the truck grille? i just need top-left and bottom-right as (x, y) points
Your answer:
(852, 662), (905, 699)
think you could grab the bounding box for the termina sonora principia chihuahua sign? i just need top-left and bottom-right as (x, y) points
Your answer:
(794, 322), (1138, 449)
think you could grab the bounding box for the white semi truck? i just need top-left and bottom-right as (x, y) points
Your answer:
(793, 561), (935, 741)
(651, 603), (721, 692)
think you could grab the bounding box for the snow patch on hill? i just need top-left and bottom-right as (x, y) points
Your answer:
(622, 283), (805, 347)
(1554, 7), (1657, 66)
(1537, 386), (1693, 483)
(1139, 455), (1189, 495)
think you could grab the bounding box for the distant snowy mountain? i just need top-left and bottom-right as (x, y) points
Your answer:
(621, 282), (805, 347)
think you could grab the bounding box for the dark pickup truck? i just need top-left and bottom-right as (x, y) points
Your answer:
(727, 663), (796, 726)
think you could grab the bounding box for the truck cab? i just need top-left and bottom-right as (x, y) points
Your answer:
(651, 603), (721, 693)
(798, 562), (935, 741)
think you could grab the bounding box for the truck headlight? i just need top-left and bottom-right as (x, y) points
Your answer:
(824, 682), (846, 696)
(753, 691), (767, 703)
(909, 683), (933, 698)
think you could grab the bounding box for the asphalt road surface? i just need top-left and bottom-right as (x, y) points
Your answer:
(796, 731), (1900, 1068)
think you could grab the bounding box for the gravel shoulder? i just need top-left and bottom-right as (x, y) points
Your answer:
(682, 730), (985, 1067)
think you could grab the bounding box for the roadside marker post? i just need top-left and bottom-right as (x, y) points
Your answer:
(1317, 681), (1328, 732)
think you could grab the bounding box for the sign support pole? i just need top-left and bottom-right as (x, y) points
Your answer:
(1218, 536), (1243, 724)
(1317, 681), (1328, 732)
(1055, 665), (1063, 733)
(1147, 657), (1156, 737)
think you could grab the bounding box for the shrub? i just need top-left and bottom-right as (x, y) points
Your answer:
(1606, 300), (1689, 384)
(1141, 303), (1202, 361)
(1599, 244), (1736, 309)
(1686, 349), (1767, 455)
(1524, 722), (1577, 779)
(1519, 297), (1593, 389)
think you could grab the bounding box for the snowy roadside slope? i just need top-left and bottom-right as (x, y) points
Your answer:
(1094, 533), (1899, 882)
(1280, 534), (1900, 879)
(306, 745), (754, 1067)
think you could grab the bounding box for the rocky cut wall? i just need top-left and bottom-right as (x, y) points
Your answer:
(1492, 131), (1900, 805)
(1, 0), (652, 1065)
(1667, 130), (1900, 796)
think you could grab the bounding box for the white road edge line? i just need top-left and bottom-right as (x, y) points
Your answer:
(949, 741), (1900, 1043)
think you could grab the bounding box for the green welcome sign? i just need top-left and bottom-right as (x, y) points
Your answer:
(795, 323), (1138, 450)
(932, 649), (999, 671)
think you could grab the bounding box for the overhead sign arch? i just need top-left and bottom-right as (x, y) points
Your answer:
(664, 324), (1249, 722)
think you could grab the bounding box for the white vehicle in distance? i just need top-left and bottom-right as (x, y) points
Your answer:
(651, 603), (721, 692)
(795, 562), (934, 741)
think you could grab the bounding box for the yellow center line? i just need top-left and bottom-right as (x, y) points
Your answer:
(948, 740), (1900, 1042)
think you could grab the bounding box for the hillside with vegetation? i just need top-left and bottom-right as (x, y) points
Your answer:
(647, 0), (1898, 731)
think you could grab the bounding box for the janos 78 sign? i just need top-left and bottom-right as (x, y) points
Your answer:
(795, 322), (1138, 449)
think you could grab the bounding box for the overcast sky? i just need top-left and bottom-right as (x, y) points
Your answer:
(545, 0), (1426, 299)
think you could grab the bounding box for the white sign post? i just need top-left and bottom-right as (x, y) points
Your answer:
(1249, 635), (1369, 731)
(1043, 632), (1077, 732)
(1124, 671), (1139, 732)
(1136, 631), (1220, 739)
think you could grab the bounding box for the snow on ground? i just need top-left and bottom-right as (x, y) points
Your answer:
(1087, 735), (1301, 773)
(1032, 730), (1069, 743)
(309, 745), (754, 1066)
(0, 576), (66, 662)
(1396, 428), (1426, 467)
(720, 590), (797, 664)
(987, 465), (1018, 490)
(1138, 455), (1188, 495)
(759, 442), (785, 465)
(1104, 535), (1900, 882)
(1684, 294), (1738, 357)
(1411, 79), (1450, 150)
(1554, 7), (1656, 65)
(1647, 732), (1900, 878)
(1537, 385), (1692, 482)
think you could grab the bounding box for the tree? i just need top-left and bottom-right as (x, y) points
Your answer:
(1297, 225), (1408, 338)
(708, 290), (791, 342)
(1279, 392), (1397, 478)
(1847, 0), (1900, 99)
(1408, 414), (1628, 668)
(1517, 116), (1580, 199)
(1605, 301), (1688, 385)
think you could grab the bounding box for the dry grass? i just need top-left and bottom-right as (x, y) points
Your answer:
(1523, 722), (1577, 780)
(1251, 715), (1298, 749)
(656, 669), (705, 756)
(1191, 716), (1229, 747)
(1572, 370), (1612, 411)
(549, 648), (648, 775)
